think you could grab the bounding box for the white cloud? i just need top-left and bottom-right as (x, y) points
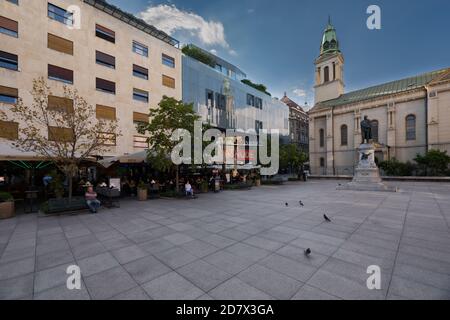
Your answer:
(138, 4), (234, 54)
(293, 88), (307, 97)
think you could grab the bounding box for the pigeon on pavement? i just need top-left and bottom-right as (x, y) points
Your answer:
(324, 214), (331, 222)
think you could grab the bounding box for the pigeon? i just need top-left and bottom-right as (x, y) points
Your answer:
(324, 214), (331, 222)
(304, 248), (312, 256)
(299, 201), (304, 207)
(285, 203), (289, 207)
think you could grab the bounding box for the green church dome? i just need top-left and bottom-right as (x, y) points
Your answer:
(320, 17), (340, 55)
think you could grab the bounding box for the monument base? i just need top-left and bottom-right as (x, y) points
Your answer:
(337, 143), (398, 192)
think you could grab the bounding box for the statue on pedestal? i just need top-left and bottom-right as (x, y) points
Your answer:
(360, 116), (372, 144)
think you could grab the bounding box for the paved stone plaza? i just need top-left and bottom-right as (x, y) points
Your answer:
(0, 180), (449, 300)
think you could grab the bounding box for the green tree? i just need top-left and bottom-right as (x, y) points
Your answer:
(182, 45), (216, 67)
(241, 79), (271, 96)
(414, 149), (450, 176)
(280, 144), (308, 174)
(137, 96), (202, 192)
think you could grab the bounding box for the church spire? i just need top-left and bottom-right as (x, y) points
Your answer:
(320, 17), (340, 56)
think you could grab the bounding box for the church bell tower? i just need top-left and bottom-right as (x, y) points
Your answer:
(314, 17), (345, 103)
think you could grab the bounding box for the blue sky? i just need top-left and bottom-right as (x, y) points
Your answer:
(109, 0), (450, 108)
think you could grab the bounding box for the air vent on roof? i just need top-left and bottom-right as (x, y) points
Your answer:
(407, 83), (416, 87)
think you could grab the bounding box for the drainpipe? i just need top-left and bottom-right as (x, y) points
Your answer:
(425, 88), (429, 152)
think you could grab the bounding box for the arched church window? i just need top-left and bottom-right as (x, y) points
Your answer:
(333, 62), (336, 80)
(324, 66), (330, 83)
(371, 120), (379, 142)
(319, 129), (325, 147)
(341, 125), (348, 146)
(320, 157), (325, 168)
(406, 115), (416, 141)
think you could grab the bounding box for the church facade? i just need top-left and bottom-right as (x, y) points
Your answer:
(308, 21), (450, 175)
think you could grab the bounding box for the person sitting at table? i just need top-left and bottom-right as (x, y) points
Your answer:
(85, 186), (101, 214)
(185, 181), (194, 198)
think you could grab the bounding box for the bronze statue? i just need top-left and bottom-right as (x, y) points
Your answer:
(360, 116), (372, 144)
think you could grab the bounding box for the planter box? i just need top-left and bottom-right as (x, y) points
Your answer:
(0, 201), (15, 219)
(138, 189), (148, 201)
(46, 197), (88, 214)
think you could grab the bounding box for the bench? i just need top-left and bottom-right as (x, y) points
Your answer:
(46, 197), (88, 214)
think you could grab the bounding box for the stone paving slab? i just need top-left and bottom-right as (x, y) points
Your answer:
(0, 180), (449, 300)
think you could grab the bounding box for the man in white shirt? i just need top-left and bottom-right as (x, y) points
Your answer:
(185, 181), (194, 198)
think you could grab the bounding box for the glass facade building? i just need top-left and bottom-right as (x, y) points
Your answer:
(182, 53), (289, 139)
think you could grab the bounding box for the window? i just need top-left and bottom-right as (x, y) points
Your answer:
(320, 157), (325, 167)
(96, 105), (116, 120)
(333, 62), (336, 80)
(206, 90), (214, 108)
(319, 128), (325, 147)
(0, 16), (18, 38)
(255, 120), (263, 134)
(216, 93), (226, 110)
(48, 3), (73, 26)
(48, 96), (73, 113)
(133, 64), (148, 80)
(99, 132), (116, 146)
(0, 51), (18, 71)
(96, 51), (115, 69)
(133, 112), (149, 125)
(406, 115), (416, 141)
(48, 126), (74, 142)
(96, 78), (115, 94)
(247, 94), (255, 106)
(0, 121), (18, 140)
(95, 24), (115, 43)
(7, 0), (19, 5)
(371, 120), (379, 142)
(162, 54), (175, 68)
(48, 33), (73, 55)
(341, 124), (348, 146)
(133, 88), (149, 103)
(255, 97), (263, 109)
(162, 75), (175, 88)
(0, 85), (18, 104)
(132, 41), (148, 57)
(324, 66), (330, 83)
(133, 136), (148, 149)
(48, 64), (73, 84)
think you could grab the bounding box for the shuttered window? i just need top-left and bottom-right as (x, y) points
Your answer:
(48, 3), (73, 26)
(99, 132), (116, 146)
(48, 64), (73, 84)
(162, 54), (175, 68)
(0, 16), (18, 37)
(133, 64), (148, 80)
(48, 126), (74, 142)
(0, 121), (18, 140)
(133, 89), (148, 103)
(0, 51), (18, 71)
(133, 112), (149, 124)
(96, 51), (115, 69)
(95, 24), (115, 43)
(162, 75), (175, 89)
(48, 95), (73, 113)
(0, 85), (18, 104)
(48, 33), (73, 55)
(96, 78), (115, 94)
(132, 41), (148, 57)
(96, 105), (116, 120)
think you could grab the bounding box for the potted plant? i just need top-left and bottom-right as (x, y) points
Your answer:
(200, 180), (209, 193)
(137, 181), (148, 201)
(0, 192), (15, 219)
(255, 173), (261, 187)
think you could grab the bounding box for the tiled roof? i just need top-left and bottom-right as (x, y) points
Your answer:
(313, 67), (450, 111)
(281, 95), (305, 112)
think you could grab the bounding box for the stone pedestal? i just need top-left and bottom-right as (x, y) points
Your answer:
(338, 144), (397, 192)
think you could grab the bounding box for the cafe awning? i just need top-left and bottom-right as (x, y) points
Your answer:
(98, 150), (149, 168)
